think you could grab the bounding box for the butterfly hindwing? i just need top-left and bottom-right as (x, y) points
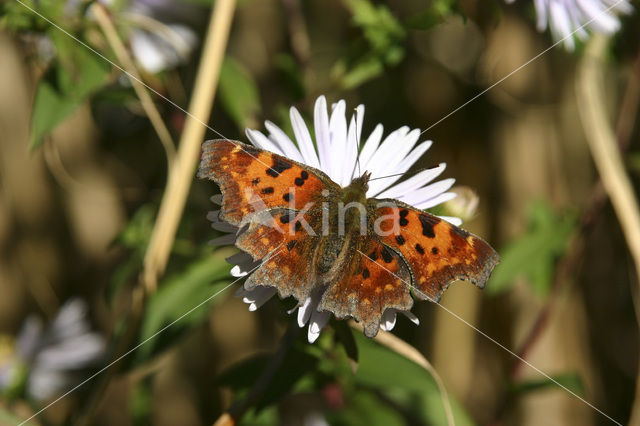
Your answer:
(198, 139), (337, 226)
(318, 237), (414, 337)
(372, 200), (500, 302)
(235, 208), (318, 302)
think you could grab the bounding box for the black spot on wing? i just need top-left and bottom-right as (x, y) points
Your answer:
(432, 247), (438, 254)
(415, 244), (425, 255)
(252, 178), (260, 185)
(362, 267), (370, 279)
(395, 235), (405, 245)
(294, 170), (310, 186)
(266, 157), (293, 177)
(381, 246), (394, 263)
(418, 214), (440, 238)
(283, 193), (292, 202)
(261, 187), (274, 195)
(369, 250), (378, 261)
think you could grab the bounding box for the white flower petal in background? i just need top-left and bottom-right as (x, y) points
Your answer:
(506, 0), (633, 50)
(0, 299), (106, 401)
(209, 95), (465, 343)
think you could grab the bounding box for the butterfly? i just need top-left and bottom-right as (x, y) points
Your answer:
(198, 139), (500, 338)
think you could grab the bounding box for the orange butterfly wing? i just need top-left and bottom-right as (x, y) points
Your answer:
(373, 200), (499, 302)
(318, 237), (414, 337)
(234, 208), (319, 303)
(198, 139), (337, 227)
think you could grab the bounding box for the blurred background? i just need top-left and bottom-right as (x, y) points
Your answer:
(0, 0), (639, 424)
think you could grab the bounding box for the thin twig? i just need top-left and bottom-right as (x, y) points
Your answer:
(141, 0), (237, 293)
(91, 3), (176, 165)
(576, 34), (640, 426)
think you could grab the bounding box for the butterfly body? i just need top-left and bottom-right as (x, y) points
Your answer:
(198, 139), (499, 337)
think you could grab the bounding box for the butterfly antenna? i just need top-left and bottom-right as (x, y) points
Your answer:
(367, 164), (443, 182)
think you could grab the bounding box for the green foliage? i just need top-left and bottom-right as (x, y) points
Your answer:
(218, 344), (319, 412)
(136, 250), (232, 361)
(406, 0), (462, 30)
(29, 32), (110, 149)
(510, 373), (584, 396)
(335, 0), (406, 89)
(0, 407), (36, 426)
(353, 333), (475, 426)
(488, 201), (577, 296)
(219, 56), (261, 130)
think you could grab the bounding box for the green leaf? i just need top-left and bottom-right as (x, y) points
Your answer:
(328, 390), (406, 426)
(0, 407), (37, 426)
(219, 56), (261, 130)
(511, 373), (584, 396)
(353, 333), (474, 426)
(218, 344), (319, 412)
(488, 201), (577, 296)
(405, 0), (462, 30)
(29, 33), (110, 150)
(136, 251), (232, 361)
(335, 0), (406, 88)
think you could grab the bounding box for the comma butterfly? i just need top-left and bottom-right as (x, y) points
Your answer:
(197, 138), (499, 338)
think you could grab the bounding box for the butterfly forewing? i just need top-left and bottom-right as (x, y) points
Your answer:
(372, 200), (500, 302)
(198, 139), (337, 226)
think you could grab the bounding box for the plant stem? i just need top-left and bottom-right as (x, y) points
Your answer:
(92, 3), (176, 166)
(576, 34), (640, 426)
(142, 0), (237, 294)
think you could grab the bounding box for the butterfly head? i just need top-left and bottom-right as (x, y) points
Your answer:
(342, 171), (371, 205)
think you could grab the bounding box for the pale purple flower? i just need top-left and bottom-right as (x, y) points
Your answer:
(0, 299), (106, 401)
(209, 96), (461, 343)
(507, 0), (633, 50)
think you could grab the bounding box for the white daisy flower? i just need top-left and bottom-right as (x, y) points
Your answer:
(0, 299), (106, 401)
(209, 95), (461, 343)
(506, 0), (633, 50)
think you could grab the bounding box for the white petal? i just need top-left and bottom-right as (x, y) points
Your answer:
(413, 192), (458, 210)
(400, 310), (420, 325)
(367, 129), (420, 195)
(328, 100), (348, 184)
(290, 107), (320, 168)
(307, 311), (331, 343)
(375, 163), (446, 200)
(246, 128), (284, 155)
(35, 333), (105, 370)
(265, 121), (305, 162)
(533, 0), (549, 31)
(365, 127), (409, 179)
(358, 124), (384, 170)
(297, 297), (313, 327)
(239, 286), (277, 311)
(379, 309), (397, 331)
(438, 215), (463, 226)
(314, 96), (333, 177)
(398, 178), (456, 206)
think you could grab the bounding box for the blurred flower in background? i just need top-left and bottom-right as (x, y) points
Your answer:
(507, 0), (633, 50)
(115, 0), (202, 73)
(0, 299), (105, 402)
(60, 0), (202, 73)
